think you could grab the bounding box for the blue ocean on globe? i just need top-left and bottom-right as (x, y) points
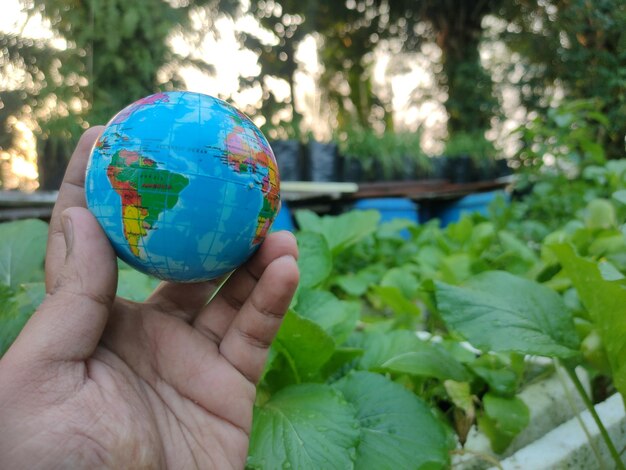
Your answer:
(85, 91), (280, 282)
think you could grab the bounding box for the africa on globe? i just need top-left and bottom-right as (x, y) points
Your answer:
(85, 91), (281, 282)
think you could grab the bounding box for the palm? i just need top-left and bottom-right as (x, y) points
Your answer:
(0, 127), (298, 469)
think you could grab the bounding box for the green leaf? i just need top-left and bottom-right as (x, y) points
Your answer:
(377, 219), (415, 239)
(444, 380), (474, 416)
(333, 371), (453, 470)
(296, 289), (360, 345)
(478, 393), (529, 454)
(320, 347), (364, 380)
(469, 354), (519, 396)
(296, 232), (332, 288)
(275, 310), (335, 382)
(0, 282), (44, 356)
(370, 286), (422, 319)
(498, 231), (538, 262)
(359, 330), (470, 381)
(334, 264), (385, 296)
(294, 210), (380, 254)
(440, 253), (473, 284)
(380, 266), (419, 299)
(0, 219), (48, 288)
(248, 384), (360, 470)
(116, 269), (160, 301)
(584, 199), (616, 230)
(611, 190), (626, 205)
(435, 271), (580, 358)
(552, 244), (626, 397)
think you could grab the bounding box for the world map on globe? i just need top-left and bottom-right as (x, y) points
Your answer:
(85, 91), (280, 282)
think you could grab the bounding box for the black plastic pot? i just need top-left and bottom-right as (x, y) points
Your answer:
(270, 140), (305, 181)
(306, 140), (341, 182)
(474, 158), (513, 181)
(430, 156), (449, 180)
(445, 155), (478, 183)
(340, 155), (363, 183)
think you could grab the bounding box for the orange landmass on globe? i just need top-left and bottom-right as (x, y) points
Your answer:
(225, 126), (280, 245)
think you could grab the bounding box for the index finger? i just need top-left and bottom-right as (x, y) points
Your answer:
(45, 126), (104, 292)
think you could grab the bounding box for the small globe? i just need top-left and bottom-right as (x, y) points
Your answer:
(85, 91), (280, 282)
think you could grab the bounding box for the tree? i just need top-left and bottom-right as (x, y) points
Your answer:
(0, 0), (237, 188)
(239, 0), (309, 137)
(498, 0), (626, 159)
(414, 0), (504, 136)
(240, 0), (506, 142)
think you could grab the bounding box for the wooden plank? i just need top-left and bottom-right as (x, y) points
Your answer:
(0, 207), (53, 221)
(0, 191), (58, 206)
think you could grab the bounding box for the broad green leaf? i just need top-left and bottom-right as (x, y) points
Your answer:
(370, 286), (422, 319)
(0, 282), (44, 356)
(446, 216), (474, 245)
(116, 269), (160, 301)
(380, 266), (419, 299)
(293, 210), (322, 232)
(359, 330), (470, 381)
(478, 393), (529, 454)
(440, 253), (473, 284)
(598, 261), (625, 281)
(247, 384), (360, 470)
(0, 219), (48, 288)
(275, 310), (335, 382)
(333, 371), (453, 470)
(296, 232), (332, 288)
(259, 349), (299, 394)
(552, 244), (626, 396)
(469, 354), (519, 397)
(296, 289), (360, 345)
(584, 199), (616, 230)
(334, 264), (386, 296)
(435, 271), (580, 358)
(294, 209), (380, 254)
(498, 230), (539, 267)
(377, 219), (415, 239)
(612, 190), (626, 205)
(0, 284), (23, 356)
(468, 222), (496, 256)
(18, 282), (46, 311)
(321, 347), (364, 380)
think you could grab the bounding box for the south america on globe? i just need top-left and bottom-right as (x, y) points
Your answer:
(85, 91), (280, 282)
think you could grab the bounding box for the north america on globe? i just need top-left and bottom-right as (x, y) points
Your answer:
(85, 91), (281, 282)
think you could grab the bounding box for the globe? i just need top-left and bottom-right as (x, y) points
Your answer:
(85, 91), (280, 282)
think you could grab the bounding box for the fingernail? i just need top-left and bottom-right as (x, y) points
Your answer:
(61, 212), (74, 255)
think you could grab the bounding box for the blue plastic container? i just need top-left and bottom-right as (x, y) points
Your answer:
(354, 198), (419, 238)
(272, 201), (296, 232)
(437, 190), (508, 226)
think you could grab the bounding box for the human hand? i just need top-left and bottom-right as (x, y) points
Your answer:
(0, 127), (299, 469)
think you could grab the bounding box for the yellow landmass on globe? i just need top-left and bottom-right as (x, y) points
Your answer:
(123, 205), (148, 256)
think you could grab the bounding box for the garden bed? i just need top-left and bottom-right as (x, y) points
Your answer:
(497, 393), (626, 469)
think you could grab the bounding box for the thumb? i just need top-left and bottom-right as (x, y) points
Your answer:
(12, 207), (118, 362)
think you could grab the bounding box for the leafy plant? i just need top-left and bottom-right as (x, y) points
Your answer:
(3, 154), (626, 468)
(443, 132), (496, 160)
(336, 126), (428, 180)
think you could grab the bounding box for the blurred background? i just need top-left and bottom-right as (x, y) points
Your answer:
(0, 0), (624, 191)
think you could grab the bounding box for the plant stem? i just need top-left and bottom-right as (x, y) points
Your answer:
(554, 362), (605, 467)
(564, 365), (625, 470)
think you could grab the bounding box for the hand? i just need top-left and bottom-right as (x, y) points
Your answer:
(0, 127), (299, 469)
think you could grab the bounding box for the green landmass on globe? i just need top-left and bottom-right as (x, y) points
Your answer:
(106, 149), (190, 257)
(85, 91), (281, 282)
